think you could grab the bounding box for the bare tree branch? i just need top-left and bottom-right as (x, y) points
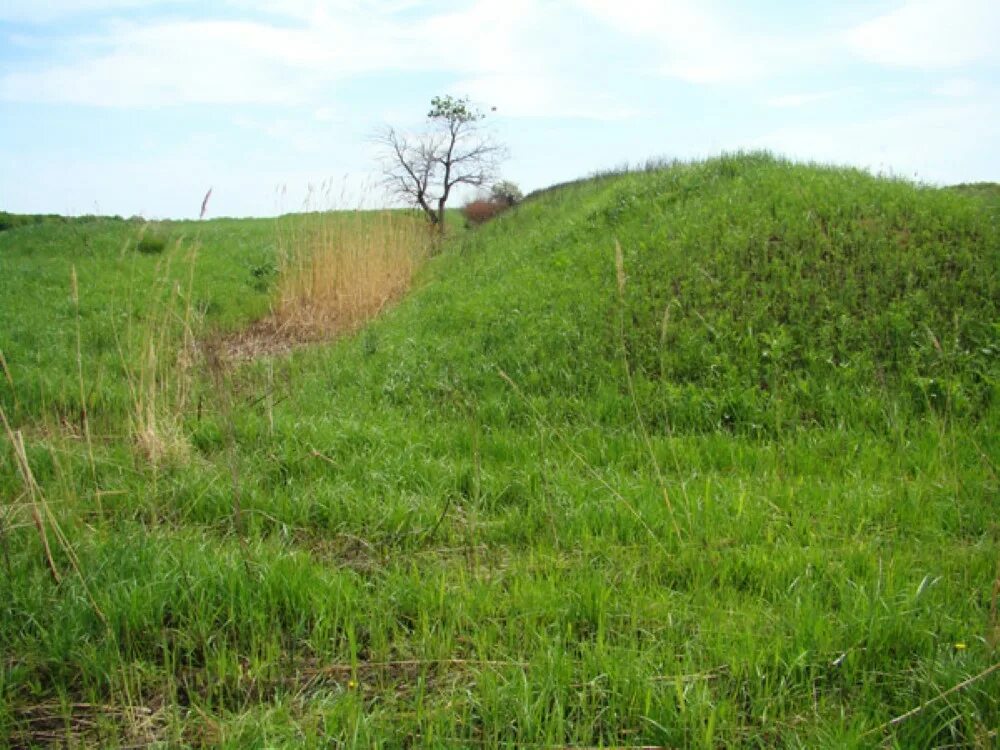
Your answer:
(374, 96), (508, 230)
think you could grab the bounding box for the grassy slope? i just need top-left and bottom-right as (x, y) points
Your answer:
(2, 155), (999, 748)
(949, 182), (1000, 210)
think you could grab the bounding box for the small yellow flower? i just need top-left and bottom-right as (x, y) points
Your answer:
(954, 642), (967, 650)
(347, 679), (358, 689)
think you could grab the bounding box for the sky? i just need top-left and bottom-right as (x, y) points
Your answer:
(1, 0), (998, 219)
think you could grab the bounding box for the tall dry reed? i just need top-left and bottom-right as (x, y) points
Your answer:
(116, 234), (200, 468)
(274, 210), (431, 338)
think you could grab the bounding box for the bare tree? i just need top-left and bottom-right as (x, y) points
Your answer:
(376, 95), (507, 230)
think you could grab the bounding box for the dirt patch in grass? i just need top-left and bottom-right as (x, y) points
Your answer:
(209, 315), (328, 362)
(206, 304), (385, 363)
(10, 700), (171, 749)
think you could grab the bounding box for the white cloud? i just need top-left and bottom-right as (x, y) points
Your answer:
(574, 0), (830, 84)
(767, 89), (854, 108)
(0, 8), (432, 107)
(932, 77), (979, 97)
(0, 20), (327, 106)
(752, 98), (1000, 184)
(416, 0), (539, 73)
(0, 0), (640, 119)
(0, 0), (375, 24)
(576, 0), (753, 83)
(0, 0), (169, 23)
(453, 73), (639, 121)
(312, 106), (345, 123)
(848, 0), (1000, 69)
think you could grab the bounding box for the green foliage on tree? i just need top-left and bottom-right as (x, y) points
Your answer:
(490, 180), (523, 206)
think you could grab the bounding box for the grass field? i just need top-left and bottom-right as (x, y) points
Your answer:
(1, 153), (998, 748)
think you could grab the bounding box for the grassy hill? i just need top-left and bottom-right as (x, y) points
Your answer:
(1, 153), (998, 747)
(949, 182), (1000, 210)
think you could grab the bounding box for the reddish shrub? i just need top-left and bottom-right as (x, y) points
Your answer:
(462, 199), (508, 226)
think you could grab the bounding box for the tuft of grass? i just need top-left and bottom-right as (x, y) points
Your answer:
(117, 241), (201, 468)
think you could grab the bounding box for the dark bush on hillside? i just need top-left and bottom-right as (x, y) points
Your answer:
(0, 212), (62, 232)
(0, 212), (21, 231)
(0, 212), (131, 232)
(462, 199), (509, 226)
(136, 234), (167, 254)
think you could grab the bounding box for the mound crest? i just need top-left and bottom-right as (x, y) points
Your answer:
(378, 153), (998, 433)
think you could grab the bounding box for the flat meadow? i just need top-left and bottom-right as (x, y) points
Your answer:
(1, 154), (998, 748)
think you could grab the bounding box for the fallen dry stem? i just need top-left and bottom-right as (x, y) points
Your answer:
(1, 405), (61, 584)
(12, 700), (165, 750)
(1, 405), (107, 624)
(0, 347), (14, 392)
(865, 661), (1000, 737)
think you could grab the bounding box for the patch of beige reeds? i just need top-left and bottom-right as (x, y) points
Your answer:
(271, 209), (432, 343)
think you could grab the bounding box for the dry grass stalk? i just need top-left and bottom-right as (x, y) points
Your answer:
(0, 405), (107, 624)
(71, 266), (99, 494)
(274, 210), (431, 339)
(130, 337), (192, 467)
(613, 240), (684, 543)
(1, 406), (61, 583)
(12, 700), (165, 749)
(202, 339), (250, 552)
(116, 246), (199, 468)
(0, 348), (13, 391)
(864, 661), (1000, 738)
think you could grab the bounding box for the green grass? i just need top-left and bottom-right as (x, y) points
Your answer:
(0, 216), (278, 427)
(2, 153), (999, 748)
(948, 182), (1000, 212)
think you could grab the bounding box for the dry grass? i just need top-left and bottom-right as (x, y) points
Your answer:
(10, 700), (169, 749)
(128, 334), (194, 468)
(117, 242), (200, 468)
(273, 210), (432, 340)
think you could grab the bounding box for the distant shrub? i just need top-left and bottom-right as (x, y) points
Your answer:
(137, 234), (167, 254)
(249, 259), (277, 292)
(0, 212), (130, 232)
(0, 212), (60, 232)
(462, 199), (508, 226)
(491, 180), (523, 206)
